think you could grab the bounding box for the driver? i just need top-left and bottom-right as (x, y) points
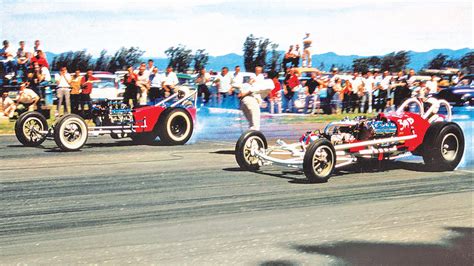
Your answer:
(424, 97), (443, 123)
(176, 86), (193, 107)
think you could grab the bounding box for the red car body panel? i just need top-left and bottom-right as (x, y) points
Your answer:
(132, 105), (197, 133)
(382, 112), (430, 151)
(346, 111), (431, 153)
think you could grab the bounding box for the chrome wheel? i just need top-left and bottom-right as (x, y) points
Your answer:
(243, 136), (265, 166)
(441, 133), (459, 162)
(54, 115), (88, 151)
(62, 122), (83, 144)
(311, 145), (334, 178)
(22, 117), (45, 143)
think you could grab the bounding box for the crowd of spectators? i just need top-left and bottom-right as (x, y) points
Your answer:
(276, 67), (461, 115)
(1, 40), (51, 117)
(0, 38), (468, 120)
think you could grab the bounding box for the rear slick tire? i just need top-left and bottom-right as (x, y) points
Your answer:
(158, 108), (193, 145)
(422, 122), (464, 171)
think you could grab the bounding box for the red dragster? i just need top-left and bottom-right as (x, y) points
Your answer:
(15, 86), (197, 151)
(235, 97), (465, 182)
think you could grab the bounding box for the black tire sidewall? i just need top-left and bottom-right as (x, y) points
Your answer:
(235, 130), (268, 171)
(423, 122), (464, 171)
(53, 114), (88, 151)
(303, 139), (336, 183)
(15, 111), (48, 146)
(158, 108), (194, 145)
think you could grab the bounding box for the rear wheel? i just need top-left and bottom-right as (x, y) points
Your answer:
(422, 122), (464, 171)
(303, 139), (336, 183)
(158, 108), (193, 145)
(235, 130), (268, 171)
(15, 111), (48, 147)
(54, 114), (88, 151)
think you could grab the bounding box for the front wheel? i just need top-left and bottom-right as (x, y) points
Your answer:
(235, 130), (268, 171)
(422, 122), (464, 171)
(54, 114), (88, 151)
(303, 139), (336, 183)
(15, 111), (48, 147)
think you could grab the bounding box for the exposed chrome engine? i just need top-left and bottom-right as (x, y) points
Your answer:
(91, 100), (134, 127)
(300, 116), (398, 146)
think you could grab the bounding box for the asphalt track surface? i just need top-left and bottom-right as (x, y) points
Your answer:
(0, 119), (473, 265)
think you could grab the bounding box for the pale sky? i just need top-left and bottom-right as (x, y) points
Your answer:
(1, 0), (472, 57)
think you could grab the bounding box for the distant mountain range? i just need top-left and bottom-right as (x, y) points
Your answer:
(46, 48), (472, 72)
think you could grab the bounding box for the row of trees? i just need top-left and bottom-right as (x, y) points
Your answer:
(164, 46), (209, 73)
(242, 34), (280, 72)
(352, 51), (473, 74)
(50, 43), (473, 74)
(352, 51), (411, 73)
(51, 46), (210, 73)
(424, 52), (474, 70)
(51, 47), (145, 72)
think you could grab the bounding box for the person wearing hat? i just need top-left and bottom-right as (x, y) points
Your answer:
(15, 82), (40, 112)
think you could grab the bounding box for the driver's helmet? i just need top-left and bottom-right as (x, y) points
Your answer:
(424, 97), (442, 123)
(177, 86), (190, 99)
(425, 97), (440, 114)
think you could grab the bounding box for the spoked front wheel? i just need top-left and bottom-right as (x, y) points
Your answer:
(235, 130), (268, 171)
(54, 114), (88, 151)
(303, 139), (336, 183)
(15, 111), (48, 147)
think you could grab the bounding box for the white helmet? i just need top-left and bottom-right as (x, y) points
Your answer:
(176, 86), (190, 99)
(425, 97), (440, 114)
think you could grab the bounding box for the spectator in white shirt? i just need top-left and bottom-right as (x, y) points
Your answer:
(54, 67), (72, 115)
(146, 59), (155, 76)
(351, 72), (364, 113)
(162, 66), (179, 97)
(1, 92), (16, 118)
(33, 40), (42, 56)
(406, 69), (417, 87)
(362, 71), (375, 113)
(215, 67), (233, 107)
(231, 65), (244, 91)
(16, 82), (40, 112)
(16, 41), (31, 78)
(149, 67), (162, 102)
(1, 40), (15, 74)
(195, 68), (211, 104)
(136, 65), (150, 105)
(290, 44), (301, 67)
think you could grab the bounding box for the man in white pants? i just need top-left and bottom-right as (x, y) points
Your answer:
(55, 67), (71, 116)
(302, 33), (312, 67)
(238, 66), (274, 131)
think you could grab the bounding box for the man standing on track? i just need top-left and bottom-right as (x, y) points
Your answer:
(302, 33), (312, 68)
(238, 66), (274, 131)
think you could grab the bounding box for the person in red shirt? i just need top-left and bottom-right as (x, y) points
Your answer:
(29, 50), (49, 69)
(80, 69), (99, 113)
(122, 65), (138, 107)
(283, 68), (299, 113)
(267, 71), (281, 113)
